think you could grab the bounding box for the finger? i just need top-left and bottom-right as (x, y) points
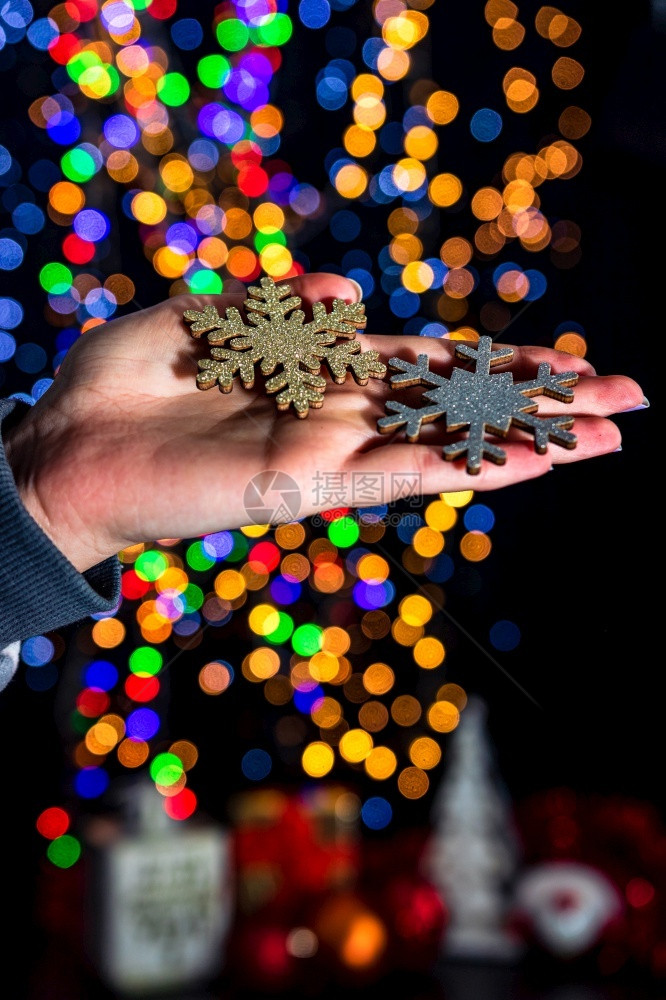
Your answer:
(168, 272), (361, 321)
(359, 334), (597, 378)
(511, 374), (645, 417)
(348, 415), (622, 496)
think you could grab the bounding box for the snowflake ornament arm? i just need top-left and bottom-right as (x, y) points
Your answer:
(183, 276), (385, 416)
(378, 336), (580, 474)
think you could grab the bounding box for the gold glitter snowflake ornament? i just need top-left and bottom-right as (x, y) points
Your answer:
(183, 276), (386, 417)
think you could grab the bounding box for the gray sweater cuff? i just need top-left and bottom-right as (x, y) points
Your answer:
(0, 397), (121, 648)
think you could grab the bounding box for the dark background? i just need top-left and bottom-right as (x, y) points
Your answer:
(0, 0), (662, 994)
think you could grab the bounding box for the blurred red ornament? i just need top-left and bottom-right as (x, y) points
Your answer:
(378, 874), (448, 971)
(226, 921), (296, 993)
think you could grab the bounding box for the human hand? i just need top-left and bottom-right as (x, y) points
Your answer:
(4, 272), (644, 573)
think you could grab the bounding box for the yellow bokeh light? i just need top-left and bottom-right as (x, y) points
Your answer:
(554, 332), (587, 357)
(391, 618), (424, 646)
(390, 233), (423, 265)
(409, 737), (442, 769)
(302, 741), (335, 778)
(471, 187), (503, 221)
(404, 125), (438, 160)
(428, 699), (460, 733)
(321, 626), (351, 656)
(132, 191), (167, 225)
(339, 728), (374, 763)
(260, 244), (293, 277)
(412, 526), (444, 557)
(425, 90), (459, 125)
(309, 650), (340, 682)
(153, 246), (191, 279)
(402, 260), (434, 293)
(425, 500), (457, 531)
(377, 46), (410, 81)
(383, 10), (429, 50)
(363, 662), (395, 696)
(214, 569), (246, 600)
(388, 206), (419, 235)
(92, 618), (125, 649)
(393, 157), (427, 192)
(311, 697), (343, 729)
(365, 746), (397, 779)
(357, 554), (389, 583)
(413, 636), (445, 669)
(106, 150), (139, 183)
(343, 124), (377, 158)
(250, 104), (284, 138)
(49, 181), (85, 215)
(399, 594), (433, 626)
(436, 683), (468, 711)
(247, 647), (281, 680)
(334, 162), (369, 198)
(160, 155), (194, 193)
(253, 202), (285, 233)
(351, 73), (384, 100)
(429, 173), (462, 207)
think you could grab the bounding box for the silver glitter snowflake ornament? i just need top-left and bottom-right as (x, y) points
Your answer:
(378, 336), (579, 474)
(183, 276), (386, 417)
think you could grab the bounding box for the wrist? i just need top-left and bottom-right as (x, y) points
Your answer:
(4, 411), (115, 574)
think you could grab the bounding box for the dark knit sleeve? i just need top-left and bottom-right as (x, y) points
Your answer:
(0, 397), (121, 655)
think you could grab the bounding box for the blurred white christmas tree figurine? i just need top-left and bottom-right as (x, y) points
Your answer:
(421, 695), (523, 962)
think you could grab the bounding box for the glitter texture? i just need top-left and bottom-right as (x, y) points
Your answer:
(184, 275), (386, 416)
(378, 336), (579, 473)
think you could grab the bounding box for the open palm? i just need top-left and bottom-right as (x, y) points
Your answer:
(5, 272), (643, 573)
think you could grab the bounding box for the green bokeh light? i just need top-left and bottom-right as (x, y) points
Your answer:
(265, 611), (294, 645)
(182, 584), (204, 613)
(254, 231), (287, 253)
(216, 18), (250, 51)
(186, 541), (215, 572)
(47, 835), (81, 869)
(197, 54), (231, 88)
(150, 752), (184, 786)
(135, 550), (168, 582)
(61, 148), (97, 183)
(327, 515), (360, 548)
(292, 623), (323, 656)
(129, 647), (163, 677)
(39, 262), (72, 294)
(251, 13), (293, 46)
(188, 269), (223, 294)
(157, 72), (190, 107)
(66, 51), (101, 83)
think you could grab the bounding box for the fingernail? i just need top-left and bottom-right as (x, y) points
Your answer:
(613, 446), (623, 452)
(622, 397), (649, 413)
(348, 278), (364, 302)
